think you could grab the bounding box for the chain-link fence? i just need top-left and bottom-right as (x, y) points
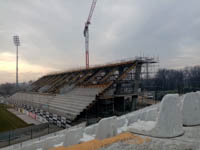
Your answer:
(0, 123), (61, 148)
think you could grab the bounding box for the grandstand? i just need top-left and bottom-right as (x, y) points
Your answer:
(8, 57), (157, 127)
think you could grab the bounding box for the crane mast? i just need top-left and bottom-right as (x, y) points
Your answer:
(84, 0), (98, 69)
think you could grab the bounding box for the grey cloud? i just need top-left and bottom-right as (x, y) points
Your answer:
(0, 0), (200, 83)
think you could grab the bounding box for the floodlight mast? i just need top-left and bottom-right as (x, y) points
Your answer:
(13, 35), (20, 87)
(84, 0), (98, 69)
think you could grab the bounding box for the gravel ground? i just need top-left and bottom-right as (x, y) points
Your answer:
(100, 136), (200, 150)
(100, 126), (200, 150)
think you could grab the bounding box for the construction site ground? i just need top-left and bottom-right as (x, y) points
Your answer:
(102, 126), (200, 150)
(52, 126), (200, 150)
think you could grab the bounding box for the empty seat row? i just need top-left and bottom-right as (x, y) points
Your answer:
(9, 87), (101, 122)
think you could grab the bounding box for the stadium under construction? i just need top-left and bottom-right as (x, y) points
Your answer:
(8, 57), (157, 128)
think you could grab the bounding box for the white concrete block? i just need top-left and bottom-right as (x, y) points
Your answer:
(81, 124), (98, 142)
(0, 146), (9, 150)
(84, 124), (98, 136)
(95, 116), (117, 140)
(129, 120), (156, 131)
(116, 116), (127, 129)
(12, 144), (21, 150)
(21, 142), (42, 150)
(116, 116), (128, 134)
(54, 129), (67, 136)
(182, 92), (200, 126)
(128, 94), (184, 138)
(39, 133), (55, 141)
(22, 138), (38, 147)
(70, 122), (86, 129)
(52, 135), (65, 147)
(63, 127), (83, 146)
(42, 137), (57, 150)
(196, 91), (200, 95)
(31, 141), (44, 150)
(0, 145), (19, 150)
(143, 108), (158, 121)
(126, 113), (139, 125)
(126, 104), (158, 126)
(80, 133), (95, 142)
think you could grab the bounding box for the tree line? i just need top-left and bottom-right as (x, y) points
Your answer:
(144, 66), (200, 93)
(0, 81), (33, 96)
(1, 66), (200, 97)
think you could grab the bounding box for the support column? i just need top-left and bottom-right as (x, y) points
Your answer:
(131, 95), (137, 111)
(134, 63), (142, 94)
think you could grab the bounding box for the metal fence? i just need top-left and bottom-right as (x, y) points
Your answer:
(0, 123), (61, 148)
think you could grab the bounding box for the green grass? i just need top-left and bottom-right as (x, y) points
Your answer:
(0, 104), (28, 132)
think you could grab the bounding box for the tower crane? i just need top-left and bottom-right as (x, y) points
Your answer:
(84, 0), (98, 69)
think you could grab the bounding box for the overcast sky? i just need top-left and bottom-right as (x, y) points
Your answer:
(0, 0), (200, 83)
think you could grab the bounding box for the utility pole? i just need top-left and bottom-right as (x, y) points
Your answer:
(13, 35), (20, 87)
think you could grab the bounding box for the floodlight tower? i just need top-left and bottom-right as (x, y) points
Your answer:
(13, 35), (20, 87)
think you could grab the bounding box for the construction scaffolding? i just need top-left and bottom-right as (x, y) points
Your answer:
(9, 57), (158, 126)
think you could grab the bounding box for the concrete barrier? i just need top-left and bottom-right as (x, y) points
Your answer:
(81, 124), (98, 142)
(30, 141), (44, 150)
(196, 91), (200, 95)
(116, 116), (128, 134)
(20, 141), (42, 150)
(142, 108), (158, 121)
(95, 116), (117, 140)
(84, 124), (98, 135)
(2, 144), (21, 150)
(128, 94), (184, 138)
(43, 137), (59, 150)
(182, 92), (200, 126)
(52, 135), (65, 148)
(126, 105), (158, 126)
(63, 127), (83, 146)
(39, 135), (66, 149)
